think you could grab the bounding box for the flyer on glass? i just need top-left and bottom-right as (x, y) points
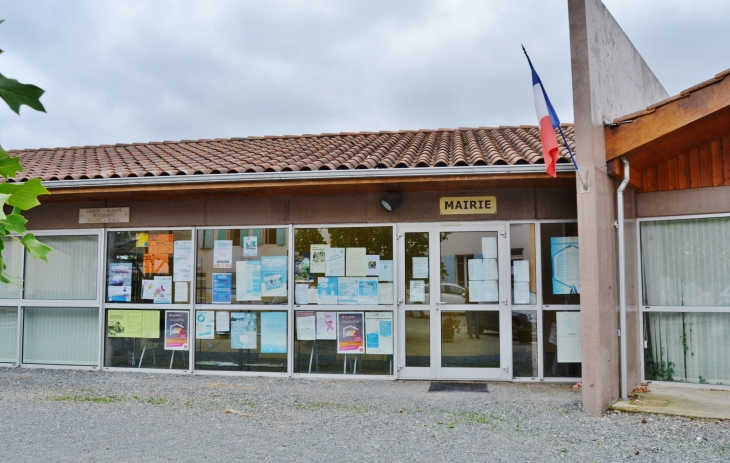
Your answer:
(378, 282), (394, 305)
(317, 277), (338, 305)
(153, 276), (172, 304)
(295, 283), (309, 305)
(243, 236), (258, 257)
(212, 273), (232, 304)
(365, 255), (380, 277)
(412, 257), (429, 278)
(174, 281), (189, 303)
(261, 256), (287, 297)
(164, 310), (189, 350)
(173, 240), (193, 282)
(345, 247), (366, 276)
(107, 309), (141, 337)
(310, 244), (329, 274)
(378, 260), (393, 282)
(141, 311), (160, 338)
(337, 277), (358, 305)
(337, 312), (364, 354)
(195, 310), (214, 339)
(365, 312), (393, 355)
(324, 248), (345, 276)
(551, 236), (580, 295)
(231, 312), (257, 349)
(236, 260), (261, 301)
(108, 262), (132, 302)
(358, 278), (378, 305)
(213, 240), (233, 269)
(294, 253), (312, 282)
(316, 311), (337, 339)
(215, 311), (230, 332)
(409, 280), (425, 302)
(141, 279), (155, 300)
(295, 311), (316, 340)
(261, 312), (288, 354)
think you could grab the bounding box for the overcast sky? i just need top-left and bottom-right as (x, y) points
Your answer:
(0, 0), (728, 150)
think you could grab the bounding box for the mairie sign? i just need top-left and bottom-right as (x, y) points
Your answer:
(439, 196), (497, 215)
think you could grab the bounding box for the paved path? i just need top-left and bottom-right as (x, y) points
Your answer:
(0, 369), (728, 462)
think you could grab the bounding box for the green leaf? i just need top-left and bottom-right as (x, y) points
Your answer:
(0, 179), (49, 210)
(0, 192), (10, 219)
(0, 270), (23, 288)
(21, 233), (52, 262)
(3, 213), (27, 233)
(0, 72), (46, 114)
(0, 146), (23, 179)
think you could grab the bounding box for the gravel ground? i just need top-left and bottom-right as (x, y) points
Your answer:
(0, 368), (728, 462)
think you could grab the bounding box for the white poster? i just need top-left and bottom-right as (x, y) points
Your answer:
(513, 281), (530, 304)
(310, 244), (329, 274)
(378, 282), (394, 305)
(325, 248), (345, 277)
(484, 280), (499, 302)
(412, 257), (429, 279)
(467, 259), (484, 281)
(513, 260), (530, 282)
(468, 280), (485, 302)
(481, 237), (497, 259)
(378, 260), (393, 282)
(409, 280), (425, 302)
(173, 281), (188, 303)
(215, 311), (230, 332)
(173, 240), (193, 282)
(236, 260), (261, 301)
(365, 255), (380, 277)
(365, 312), (393, 355)
(153, 276), (172, 304)
(195, 311), (215, 339)
(557, 311), (582, 363)
(316, 311), (337, 340)
(483, 259), (498, 281)
(295, 283), (309, 305)
(243, 236), (258, 257)
(296, 311), (316, 341)
(213, 240), (233, 269)
(345, 247), (367, 277)
(142, 279), (155, 300)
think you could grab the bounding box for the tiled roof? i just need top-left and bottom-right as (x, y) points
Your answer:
(7, 125), (575, 183)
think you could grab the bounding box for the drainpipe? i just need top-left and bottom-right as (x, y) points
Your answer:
(617, 156), (630, 400)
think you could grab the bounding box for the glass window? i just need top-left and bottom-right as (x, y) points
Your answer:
(542, 310), (581, 377)
(195, 310), (287, 373)
(510, 224), (537, 305)
(104, 308), (188, 370)
(0, 307), (17, 362)
(23, 307), (98, 366)
(440, 231), (498, 305)
(294, 227), (393, 306)
(25, 235), (99, 300)
(512, 310), (537, 377)
(540, 223), (580, 305)
(440, 310), (500, 368)
(405, 311), (430, 366)
(196, 228), (288, 305)
(644, 312), (730, 385)
(405, 232), (429, 305)
(0, 237), (23, 299)
(293, 310), (392, 375)
(106, 230), (192, 304)
(641, 217), (730, 306)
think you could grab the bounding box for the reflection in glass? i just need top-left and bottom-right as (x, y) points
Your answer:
(405, 310), (430, 366)
(440, 311), (500, 368)
(0, 307), (17, 362)
(440, 232), (499, 305)
(405, 232), (429, 305)
(512, 310), (538, 377)
(510, 224), (537, 305)
(542, 310), (582, 377)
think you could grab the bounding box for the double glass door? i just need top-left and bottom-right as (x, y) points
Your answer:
(397, 224), (511, 380)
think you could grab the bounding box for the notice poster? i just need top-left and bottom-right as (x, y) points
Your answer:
(173, 240), (193, 282)
(261, 311), (288, 353)
(481, 237), (497, 259)
(108, 263), (132, 302)
(412, 257), (429, 279)
(366, 255), (380, 277)
(484, 280), (499, 302)
(215, 311), (230, 332)
(468, 280), (485, 303)
(243, 236), (258, 257)
(467, 259), (484, 281)
(310, 244), (329, 274)
(295, 283), (309, 305)
(144, 254), (169, 274)
(378, 282), (394, 305)
(378, 260), (393, 282)
(345, 247), (367, 277)
(148, 240), (174, 255)
(141, 311), (160, 338)
(296, 311), (316, 340)
(213, 240), (233, 269)
(236, 260), (261, 301)
(142, 279), (155, 300)
(317, 277), (338, 305)
(514, 281), (530, 304)
(337, 277), (359, 305)
(365, 312), (393, 355)
(325, 248), (345, 277)
(231, 312), (257, 349)
(153, 276), (172, 304)
(337, 312), (364, 354)
(358, 278), (378, 305)
(483, 259), (498, 281)
(195, 310), (215, 339)
(174, 282), (189, 303)
(136, 232), (149, 248)
(212, 273), (232, 304)
(295, 254), (312, 282)
(409, 280), (425, 302)
(513, 260), (530, 304)
(557, 311), (582, 363)
(261, 256), (287, 297)
(316, 312), (337, 340)
(551, 237), (580, 295)
(164, 310), (189, 350)
(107, 309), (142, 337)
(307, 287), (318, 304)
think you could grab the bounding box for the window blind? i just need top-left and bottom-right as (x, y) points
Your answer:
(24, 235), (98, 300)
(23, 307), (98, 365)
(0, 238), (23, 299)
(0, 307), (17, 362)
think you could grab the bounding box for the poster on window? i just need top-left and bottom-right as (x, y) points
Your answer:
(295, 311), (316, 340)
(316, 311), (337, 340)
(212, 273), (232, 304)
(365, 312), (393, 355)
(556, 311), (582, 363)
(195, 310), (215, 339)
(261, 256), (287, 297)
(243, 236), (258, 257)
(164, 310), (189, 350)
(551, 236), (580, 295)
(337, 312), (364, 354)
(213, 240), (233, 269)
(108, 263), (132, 302)
(261, 312), (288, 354)
(231, 312), (257, 350)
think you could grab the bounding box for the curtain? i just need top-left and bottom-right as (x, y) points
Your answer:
(646, 312), (730, 385)
(0, 307), (17, 362)
(23, 307), (98, 365)
(24, 235), (98, 300)
(0, 238), (23, 299)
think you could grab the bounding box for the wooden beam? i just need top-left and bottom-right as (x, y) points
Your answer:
(605, 158), (644, 190)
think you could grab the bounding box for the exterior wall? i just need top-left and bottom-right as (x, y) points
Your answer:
(636, 185), (730, 218)
(568, 0), (669, 415)
(25, 188), (576, 230)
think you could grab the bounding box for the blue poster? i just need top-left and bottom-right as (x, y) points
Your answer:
(260, 311), (288, 354)
(261, 256), (288, 297)
(231, 312), (257, 349)
(358, 278), (379, 305)
(212, 273), (232, 304)
(338, 277), (359, 305)
(550, 237), (580, 295)
(317, 277), (338, 305)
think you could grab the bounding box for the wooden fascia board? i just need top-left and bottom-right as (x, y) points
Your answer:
(605, 76), (730, 162)
(606, 158), (644, 190)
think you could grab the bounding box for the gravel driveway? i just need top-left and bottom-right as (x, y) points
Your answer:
(0, 368), (727, 462)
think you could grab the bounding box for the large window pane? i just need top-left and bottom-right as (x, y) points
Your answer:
(107, 230), (192, 304)
(294, 227), (393, 306)
(641, 218), (730, 306)
(405, 232), (429, 305)
(644, 312), (730, 385)
(23, 307), (98, 366)
(542, 310), (581, 377)
(0, 238), (23, 299)
(440, 232), (498, 305)
(25, 235), (98, 300)
(510, 224), (537, 305)
(540, 223), (580, 305)
(405, 311), (430, 367)
(512, 310), (537, 377)
(440, 310), (500, 368)
(196, 228), (288, 305)
(0, 307), (17, 362)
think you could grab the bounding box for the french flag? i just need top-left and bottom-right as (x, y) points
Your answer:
(525, 50), (560, 177)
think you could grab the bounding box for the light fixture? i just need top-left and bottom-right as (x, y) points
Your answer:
(380, 192), (403, 212)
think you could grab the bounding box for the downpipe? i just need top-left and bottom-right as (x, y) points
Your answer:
(617, 157), (630, 400)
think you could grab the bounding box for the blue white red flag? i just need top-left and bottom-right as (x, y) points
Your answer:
(525, 53), (560, 177)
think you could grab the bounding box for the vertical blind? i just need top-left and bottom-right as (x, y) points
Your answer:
(24, 235), (98, 300)
(0, 238), (23, 299)
(0, 307), (17, 362)
(23, 307), (98, 365)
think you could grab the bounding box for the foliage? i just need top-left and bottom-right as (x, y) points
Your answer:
(0, 20), (51, 286)
(645, 351), (675, 382)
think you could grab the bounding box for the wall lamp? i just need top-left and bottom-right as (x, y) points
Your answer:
(380, 192), (403, 212)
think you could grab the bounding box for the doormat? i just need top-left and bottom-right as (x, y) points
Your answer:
(427, 381), (488, 393)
